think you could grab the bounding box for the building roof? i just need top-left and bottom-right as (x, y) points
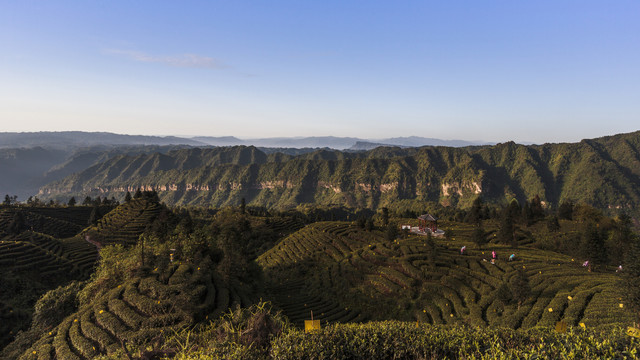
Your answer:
(418, 214), (438, 221)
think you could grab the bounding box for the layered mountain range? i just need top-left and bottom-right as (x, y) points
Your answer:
(36, 131), (640, 216)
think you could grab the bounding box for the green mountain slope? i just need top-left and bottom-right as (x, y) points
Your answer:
(39, 132), (640, 217)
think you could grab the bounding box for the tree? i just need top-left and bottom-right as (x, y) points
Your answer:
(497, 208), (516, 246)
(510, 268), (530, 309)
(381, 207), (389, 226)
(558, 200), (574, 220)
(68, 197), (76, 206)
(623, 234), (640, 323)
(385, 223), (398, 242)
(241, 197), (246, 215)
(356, 217), (366, 229)
(3, 194), (17, 205)
(581, 222), (607, 270)
(88, 206), (100, 225)
(134, 188), (142, 199)
(124, 191), (132, 203)
(608, 214), (633, 267)
(365, 218), (374, 232)
(507, 199), (521, 223)
(82, 196), (92, 206)
(466, 197), (483, 225)
(547, 215), (560, 232)
(529, 195), (545, 221)
(444, 228), (454, 242)
(472, 225), (488, 249)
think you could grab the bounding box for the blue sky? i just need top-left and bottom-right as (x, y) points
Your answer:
(1, 1), (639, 143)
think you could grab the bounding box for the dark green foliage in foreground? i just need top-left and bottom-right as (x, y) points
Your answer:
(623, 234), (640, 322)
(32, 281), (84, 330)
(270, 323), (639, 360)
(124, 321), (640, 360)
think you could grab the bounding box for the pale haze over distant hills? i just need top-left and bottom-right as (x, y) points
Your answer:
(0, 131), (488, 150)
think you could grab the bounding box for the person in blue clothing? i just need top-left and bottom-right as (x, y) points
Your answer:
(509, 254), (515, 261)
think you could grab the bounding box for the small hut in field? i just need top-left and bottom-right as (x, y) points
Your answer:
(417, 214), (438, 233)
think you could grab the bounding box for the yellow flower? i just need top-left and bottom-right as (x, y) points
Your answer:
(74, 319), (78, 322)
(423, 309), (426, 313)
(99, 310), (104, 314)
(567, 296), (573, 301)
(619, 303), (624, 308)
(33, 351), (36, 354)
(579, 322), (586, 328)
(548, 308), (553, 312)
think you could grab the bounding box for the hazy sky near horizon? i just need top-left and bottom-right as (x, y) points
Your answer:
(1, 1), (639, 144)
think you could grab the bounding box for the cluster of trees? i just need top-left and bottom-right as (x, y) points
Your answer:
(2, 194), (18, 205)
(465, 196), (637, 272)
(77, 196), (119, 207)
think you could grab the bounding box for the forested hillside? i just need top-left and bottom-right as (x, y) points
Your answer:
(0, 145), (190, 199)
(39, 131), (640, 217)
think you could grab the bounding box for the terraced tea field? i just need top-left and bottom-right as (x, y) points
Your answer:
(0, 200), (165, 351)
(0, 208), (88, 239)
(258, 220), (633, 329)
(83, 199), (162, 247)
(19, 256), (252, 360)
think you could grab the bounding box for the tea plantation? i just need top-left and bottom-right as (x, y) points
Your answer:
(0, 199), (638, 359)
(258, 220), (633, 331)
(0, 199), (163, 351)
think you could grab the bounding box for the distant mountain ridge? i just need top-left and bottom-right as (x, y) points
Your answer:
(0, 132), (486, 150)
(193, 135), (486, 149)
(0, 131), (206, 149)
(37, 131), (640, 218)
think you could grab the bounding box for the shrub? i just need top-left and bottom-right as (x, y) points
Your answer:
(32, 281), (84, 330)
